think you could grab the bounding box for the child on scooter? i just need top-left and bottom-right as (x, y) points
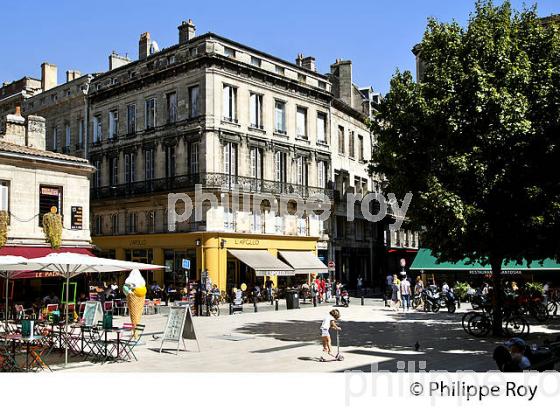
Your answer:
(320, 309), (341, 359)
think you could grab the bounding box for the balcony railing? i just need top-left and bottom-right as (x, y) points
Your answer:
(91, 172), (334, 201)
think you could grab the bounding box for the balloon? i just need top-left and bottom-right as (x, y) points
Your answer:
(133, 286), (147, 297)
(241, 283), (247, 291)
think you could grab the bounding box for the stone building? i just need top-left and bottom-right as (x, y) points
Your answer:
(0, 77), (42, 134)
(21, 19), (391, 290)
(0, 108), (94, 254)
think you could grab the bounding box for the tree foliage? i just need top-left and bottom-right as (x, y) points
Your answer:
(371, 0), (560, 268)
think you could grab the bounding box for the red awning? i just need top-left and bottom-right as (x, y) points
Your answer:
(0, 246), (94, 279)
(0, 246), (94, 258)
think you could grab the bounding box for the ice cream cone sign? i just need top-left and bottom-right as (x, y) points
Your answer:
(123, 269), (147, 338)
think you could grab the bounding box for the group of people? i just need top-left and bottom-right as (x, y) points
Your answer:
(301, 278), (346, 305)
(386, 273), (423, 312)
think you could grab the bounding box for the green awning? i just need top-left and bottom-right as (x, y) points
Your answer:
(410, 248), (560, 272)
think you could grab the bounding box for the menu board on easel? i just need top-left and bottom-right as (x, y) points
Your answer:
(82, 301), (103, 327)
(159, 305), (199, 354)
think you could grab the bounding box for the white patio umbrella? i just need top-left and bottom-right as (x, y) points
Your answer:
(21, 252), (165, 366)
(0, 255), (31, 330)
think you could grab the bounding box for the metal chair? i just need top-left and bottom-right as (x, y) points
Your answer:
(112, 323), (145, 361)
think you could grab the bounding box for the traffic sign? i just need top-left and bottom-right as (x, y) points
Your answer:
(328, 260), (335, 271)
(182, 259), (191, 270)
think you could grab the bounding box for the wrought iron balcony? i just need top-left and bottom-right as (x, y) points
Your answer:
(91, 172), (334, 201)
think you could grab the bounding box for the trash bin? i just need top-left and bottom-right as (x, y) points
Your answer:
(286, 290), (300, 310)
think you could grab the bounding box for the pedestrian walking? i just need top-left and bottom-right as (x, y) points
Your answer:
(390, 279), (401, 311)
(400, 276), (411, 312)
(335, 282), (342, 306)
(414, 276), (424, 310)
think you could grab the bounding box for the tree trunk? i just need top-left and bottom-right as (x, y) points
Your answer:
(491, 257), (504, 336)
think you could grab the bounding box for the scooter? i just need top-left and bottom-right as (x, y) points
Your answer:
(422, 286), (441, 312)
(320, 329), (344, 362)
(341, 290), (350, 307)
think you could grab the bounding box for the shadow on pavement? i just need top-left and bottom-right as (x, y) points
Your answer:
(235, 309), (560, 372)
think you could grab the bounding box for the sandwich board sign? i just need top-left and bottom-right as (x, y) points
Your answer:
(159, 305), (200, 354)
(82, 301), (103, 327)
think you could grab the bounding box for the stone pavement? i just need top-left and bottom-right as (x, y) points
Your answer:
(61, 299), (560, 373)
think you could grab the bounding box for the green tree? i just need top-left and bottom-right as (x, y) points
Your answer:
(371, 0), (560, 335)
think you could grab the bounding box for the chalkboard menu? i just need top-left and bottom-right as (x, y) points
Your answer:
(71, 206), (83, 230)
(83, 301), (103, 327)
(159, 305), (199, 354)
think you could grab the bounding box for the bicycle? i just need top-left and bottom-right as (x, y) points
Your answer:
(465, 310), (530, 338)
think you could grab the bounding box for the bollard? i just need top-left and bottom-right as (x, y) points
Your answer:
(229, 303), (233, 315)
(254, 300), (258, 313)
(275, 299), (279, 311)
(361, 296), (364, 306)
(313, 297), (317, 307)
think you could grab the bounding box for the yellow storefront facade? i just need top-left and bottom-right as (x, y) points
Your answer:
(93, 232), (322, 292)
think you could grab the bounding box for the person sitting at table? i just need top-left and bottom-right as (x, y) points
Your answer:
(42, 292), (59, 307)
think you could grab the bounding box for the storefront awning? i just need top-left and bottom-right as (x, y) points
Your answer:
(411, 248), (560, 272)
(0, 246), (94, 258)
(228, 250), (294, 276)
(278, 251), (329, 274)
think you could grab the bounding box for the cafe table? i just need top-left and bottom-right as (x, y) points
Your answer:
(1, 334), (45, 372)
(100, 326), (125, 362)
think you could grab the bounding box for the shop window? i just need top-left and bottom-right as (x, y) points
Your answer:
(39, 185), (63, 227)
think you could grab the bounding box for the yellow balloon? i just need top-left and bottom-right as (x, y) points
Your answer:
(133, 286), (147, 297)
(241, 283), (247, 291)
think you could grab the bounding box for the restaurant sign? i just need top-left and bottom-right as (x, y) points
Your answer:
(469, 270), (522, 275)
(71, 206), (83, 230)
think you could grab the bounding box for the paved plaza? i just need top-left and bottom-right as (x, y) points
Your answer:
(61, 299), (560, 373)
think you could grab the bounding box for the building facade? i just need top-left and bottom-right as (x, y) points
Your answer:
(19, 19), (399, 291)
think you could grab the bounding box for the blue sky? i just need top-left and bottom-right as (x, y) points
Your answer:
(1, 0), (558, 94)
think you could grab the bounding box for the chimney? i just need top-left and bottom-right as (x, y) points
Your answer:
(330, 59), (353, 106)
(1, 107), (26, 146)
(295, 53), (304, 67)
(109, 51), (131, 70)
(178, 19), (196, 44)
(301, 56), (316, 72)
(26, 115), (46, 150)
(41, 62), (57, 91)
(139, 32), (151, 60)
(66, 70), (81, 82)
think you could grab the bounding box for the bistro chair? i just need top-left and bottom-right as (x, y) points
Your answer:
(113, 299), (127, 316)
(112, 323), (145, 361)
(28, 339), (51, 372)
(78, 302), (86, 317)
(0, 341), (19, 372)
(103, 300), (114, 314)
(143, 300), (155, 315)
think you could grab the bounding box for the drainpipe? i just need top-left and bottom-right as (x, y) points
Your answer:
(82, 78), (91, 159)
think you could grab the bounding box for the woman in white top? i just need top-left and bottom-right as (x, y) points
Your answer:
(320, 309), (341, 357)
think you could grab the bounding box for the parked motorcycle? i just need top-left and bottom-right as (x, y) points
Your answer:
(422, 286), (441, 312)
(441, 289), (457, 313)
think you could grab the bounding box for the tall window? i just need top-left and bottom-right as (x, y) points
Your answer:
(189, 142), (199, 174)
(223, 142), (238, 184)
(166, 92), (177, 124)
(274, 151), (287, 187)
(189, 85), (200, 118)
(145, 98), (156, 129)
(250, 147), (263, 190)
(109, 110), (118, 139)
(223, 85), (237, 122)
(124, 153), (135, 184)
(358, 135), (364, 161)
(127, 104), (136, 134)
(224, 208), (235, 231)
(349, 131), (355, 158)
(274, 100), (286, 133)
(0, 180), (9, 213)
(338, 126), (345, 154)
(52, 127), (58, 150)
(249, 93), (263, 129)
(93, 160), (101, 188)
(317, 161), (327, 188)
(78, 119), (84, 147)
(145, 149), (155, 180)
(295, 156), (308, 186)
(126, 212), (137, 234)
(93, 115), (102, 143)
(111, 214), (119, 235)
(109, 157), (118, 186)
(296, 107), (307, 138)
(65, 123), (71, 148)
(317, 112), (327, 143)
(165, 145), (175, 178)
